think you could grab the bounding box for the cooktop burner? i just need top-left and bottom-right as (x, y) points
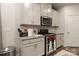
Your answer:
(38, 29), (56, 35)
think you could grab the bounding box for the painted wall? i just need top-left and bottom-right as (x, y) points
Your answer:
(57, 7), (65, 33)
(1, 3), (16, 48)
(15, 3), (24, 55)
(0, 4), (2, 49)
(58, 4), (79, 47)
(64, 5), (79, 47)
(1, 4), (24, 55)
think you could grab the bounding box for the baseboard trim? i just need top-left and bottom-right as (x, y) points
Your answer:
(64, 46), (79, 48)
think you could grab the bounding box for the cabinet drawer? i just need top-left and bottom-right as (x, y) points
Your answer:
(22, 41), (44, 48)
(22, 38), (44, 45)
(23, 41), (44, 48)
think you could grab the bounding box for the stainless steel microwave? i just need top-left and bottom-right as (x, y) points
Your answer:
(40, 16), (52, 26)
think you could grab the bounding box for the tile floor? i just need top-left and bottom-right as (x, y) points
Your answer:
(54, 50), (77, 56)
(50, 46), (79, 56)
(64, 47), (79, 55)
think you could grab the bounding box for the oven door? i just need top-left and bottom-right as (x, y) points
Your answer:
(45, 35), (56, 55)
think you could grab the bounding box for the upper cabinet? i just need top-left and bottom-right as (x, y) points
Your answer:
(23, 3), (40, 25)
(32, 3), (40, 25)
(23, 3), (33, 24)
(22, 3), (59, 27)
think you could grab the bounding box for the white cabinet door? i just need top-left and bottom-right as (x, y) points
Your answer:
(23, 3), (33, 24)
(23, 3), (41, 25)
(56, 35), (64, 48)
(35, 42), (44, 56)
(34, 38), (44, 56)
(22, 45), (35, 56)
(22, 42), (44, 56)
(21, 37), (44, 56)
(65, 15), (79, 47)
(56, 35), (60, 48)
(32, 3), (40, 25)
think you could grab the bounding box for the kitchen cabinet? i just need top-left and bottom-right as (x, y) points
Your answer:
(22, 44), (35, 56)
(32, 3), (40, 25)
(23, 3), (59, 26)
(35, 41), (44, 56)
(22, 42), (44, 56)
(23, 3), (40, 25)
(23, 3), (33, 24)
(20, 37), (44, 56)
(56, 34), (64, 48)
(23, 3), (52, 25)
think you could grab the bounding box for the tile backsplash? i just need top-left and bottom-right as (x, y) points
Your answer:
(20, 25), (57, 34)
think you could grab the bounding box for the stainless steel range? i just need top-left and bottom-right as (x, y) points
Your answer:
(38, 29), (57, 56)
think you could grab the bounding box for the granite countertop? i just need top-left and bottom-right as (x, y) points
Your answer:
(20, 33), (64, 41)
(20, 35), (44, 41)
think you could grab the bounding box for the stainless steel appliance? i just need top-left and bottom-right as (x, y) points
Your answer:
(38, 29), (56, 56)
(45, 34), (56, 55)
(40, 16), (52, 26)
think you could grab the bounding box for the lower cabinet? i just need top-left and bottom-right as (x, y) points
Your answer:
(35, 42), (44, 56)
(56, 34), (64, 48)
(22, 45), (35, 56)
(21, 37), (44, 56)
(21, 42), (44, 56)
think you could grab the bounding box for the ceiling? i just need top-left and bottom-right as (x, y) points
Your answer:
(52, 3), (79, 10)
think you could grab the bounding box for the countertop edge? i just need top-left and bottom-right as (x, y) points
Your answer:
(20, 36), (44, 41)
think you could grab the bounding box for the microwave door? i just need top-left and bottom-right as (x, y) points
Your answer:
(42, 18), (52, 26)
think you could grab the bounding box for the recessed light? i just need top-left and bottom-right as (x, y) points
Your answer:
(25, 3), (30, 7)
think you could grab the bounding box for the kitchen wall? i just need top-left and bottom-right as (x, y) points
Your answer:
(64, 4), (79, 47)
(20, 25), (56, 33)
(15, 3), (24, 55)
(58, 4), (79, 47)
(0, 4), (2, 49)
(1, 3), (16, 48)
(1, 3), (24, 55)
(57, 7), (65, 33)
(54, 7), (65, 47)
